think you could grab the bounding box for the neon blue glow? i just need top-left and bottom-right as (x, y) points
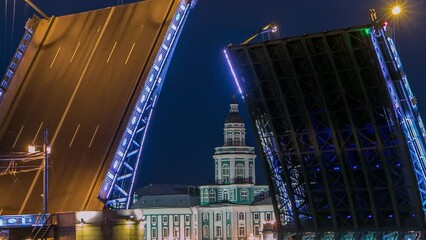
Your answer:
(224, 49), (244, 99)
(255, 119), (293, 224)
(371, 26), (426, 218)
(98, 1), (194, 208)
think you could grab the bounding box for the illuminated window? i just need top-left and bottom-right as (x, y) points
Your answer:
(215, 226), (222, 237)
(254, 213), (259, 221)
(173, 227), (179, 238)
(236, 164), (245, 181)
(238, 212), (245, 220)
(254, 225), (260, 236)
(174, 215), (179, 223)
(163, 227), (169, 237)
(185, 227), (190, 238)
(216, 213), (221, 221)
(152, 216), (157, 224)
(241, 189), (248, 201)
(152, 228), (157, 238)
(238, 226), (245, 237)
(203, 225), (209, 237)
(222, 164), (230, 183)
(209, 190), (216, 202)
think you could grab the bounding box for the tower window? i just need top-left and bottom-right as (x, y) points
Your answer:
(209, 190), (216, 202)
(235, 164), (245, 182)
(241, 189), (248, 201)
(222, 190), (229, 201)
(222, 164), (230, 183)
(203, 189), (209, 202)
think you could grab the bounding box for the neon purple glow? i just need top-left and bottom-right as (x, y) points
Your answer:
(224, 49), (244, 98)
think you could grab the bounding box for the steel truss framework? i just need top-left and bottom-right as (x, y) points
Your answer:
(225, 24), (426, 236)
(98, 0), (196, 209)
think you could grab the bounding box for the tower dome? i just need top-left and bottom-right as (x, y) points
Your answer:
(213, 99), (256, 185)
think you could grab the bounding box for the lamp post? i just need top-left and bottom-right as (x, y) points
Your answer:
(28, 129), (50, 215)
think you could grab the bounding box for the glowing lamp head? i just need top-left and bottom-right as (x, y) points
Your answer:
(28, 145), (36, 153)
(392, 6), (401, 15)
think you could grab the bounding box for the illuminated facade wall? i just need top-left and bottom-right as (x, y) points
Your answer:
(134, 102), (275, 240)
(225, 23), (426, 237)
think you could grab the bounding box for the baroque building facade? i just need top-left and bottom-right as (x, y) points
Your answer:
(133, 101), (276, 240)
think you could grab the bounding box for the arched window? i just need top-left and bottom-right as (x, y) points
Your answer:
(203, 189), (209, 202)
(234, 133), (241, 146)
(222, 190), (228, 201)
(222, 164), (230, 183)
(238, 212), (245, 220)
(236, 164), (245, 182)
(203, 225), (209, 237)
(209, 190), (216, 202)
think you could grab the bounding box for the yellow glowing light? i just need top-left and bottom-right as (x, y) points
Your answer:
(28, 145), (36, 153)
(392, 6), (401, 15)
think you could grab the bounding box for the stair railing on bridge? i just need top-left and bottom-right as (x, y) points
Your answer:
(31, 213), (52, 240)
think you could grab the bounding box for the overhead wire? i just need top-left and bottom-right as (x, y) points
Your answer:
(3, 0), (7, 70)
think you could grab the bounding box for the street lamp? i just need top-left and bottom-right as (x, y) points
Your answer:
(392, 5), (402, 15)
(28, 129), (50, 215)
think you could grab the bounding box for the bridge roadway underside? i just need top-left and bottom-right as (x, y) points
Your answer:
(0, 0), (180, 214)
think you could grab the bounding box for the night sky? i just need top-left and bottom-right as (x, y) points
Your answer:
(1, 0), (425, 189)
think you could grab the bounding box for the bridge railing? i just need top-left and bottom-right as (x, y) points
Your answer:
(0, 16), (39, 103)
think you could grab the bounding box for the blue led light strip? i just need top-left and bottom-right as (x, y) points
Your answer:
(255, 119), (293, 224)
(98, 0), (195, 209)
(371, 27), (426, 219)
(0, 19), (36, 103)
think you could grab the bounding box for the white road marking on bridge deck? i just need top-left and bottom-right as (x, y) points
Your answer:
(88, 124), (100, 148)
(107, 42), (117, 63)
(125, 43), (135, 65)
(69, 124), (80, 147)
(12, 125), (24, 149)
(32, 122), (44, 144)
(19, 7), (117, 215)
(50, 47), (61, 68)
(70, 42), (81, 63)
